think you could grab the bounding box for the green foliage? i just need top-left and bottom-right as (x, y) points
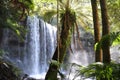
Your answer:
(33, 0), (57, 19)
(41, 0), (92, 29)
(19, 0), (34, 9)
(0, 49), (5, 57)
(111, 32), (120, 46)
(50, 60), (60, 67)
(0, 0), (34, 22)
(35, 0), (56, 3)
(43, 10), (57, 22)
(73, 62), (120, 80)
(0, 0), (34, 40)
(107, 0), (120, 31)
(11, 65), (22, 77)
(95, 31), (120, 51)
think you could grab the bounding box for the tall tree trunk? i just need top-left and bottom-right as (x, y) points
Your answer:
(45, 46), (59, 80)
(100, 0), (110, 63)
(91, 0), (102, 62)
(45, 25), (72, 79)
(45, 21), (72, 80)
(45, 6), (74, 80)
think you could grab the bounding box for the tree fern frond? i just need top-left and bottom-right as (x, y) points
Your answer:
(95, 31), (120, 51)
(73, 62), (120, 80)
(43, 10), (57, 23)
(110, 31), (120, 46)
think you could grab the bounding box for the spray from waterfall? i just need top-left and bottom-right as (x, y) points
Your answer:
(24, 16), (57, 79)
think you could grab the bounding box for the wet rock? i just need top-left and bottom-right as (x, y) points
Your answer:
(21, 74), (44, 80)
(0, 60), (20, 80)
(0, 27), (3, 44)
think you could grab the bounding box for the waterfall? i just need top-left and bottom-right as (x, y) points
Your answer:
(1, 16), (120, 80)
(24, 16), (40, 75)
(0, 16), (94, 79)
(23, 16), (57, 79)
(61, 32), (95, 80)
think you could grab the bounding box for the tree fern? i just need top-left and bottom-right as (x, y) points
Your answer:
(42, 0), (92, 28)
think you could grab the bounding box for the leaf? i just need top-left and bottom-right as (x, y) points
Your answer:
(50, 60), (60, 67)
(0, 49), (5, 57)
(95, 31), (120, 51)
(43, 10), (57, 22)
(111, 32), (120, 46)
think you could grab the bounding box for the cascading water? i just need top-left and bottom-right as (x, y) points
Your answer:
(61, 31), (95, 80)
(1, 16), (120, 80)
(23, 16), (57, 79)
(0, 16), (95, 79)
(24, 16), (40, 76)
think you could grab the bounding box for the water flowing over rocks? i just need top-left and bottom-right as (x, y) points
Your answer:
(0, 16), (119, 80)
(0, 16), (57, 79)
(23, 16), (57, 77)
(0, 16), (96, 79)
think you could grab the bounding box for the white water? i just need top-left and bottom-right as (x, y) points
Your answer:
(24, 16), (95, 79)
(24, 16), (57, 78)
(26, 16), (40, 75)
(1, 16), (119, 80)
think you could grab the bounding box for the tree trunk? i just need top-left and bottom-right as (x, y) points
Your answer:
(45, 24), (72, 80)
(91, 0), (102, 62)
(100, 0), (110, 64)
(45, 7), (73, 80)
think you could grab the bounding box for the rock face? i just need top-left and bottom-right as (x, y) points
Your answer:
(0, 17), (57, 77)
(0, 27), (3, 44)
(0, 28), (25, 70)
(21, 74), (44, 80)
(0, 60), (19, 80)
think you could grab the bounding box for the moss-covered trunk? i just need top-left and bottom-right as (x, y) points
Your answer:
(45, 5), (75, 80)
(100, 0), (111, 79)
(45, 30), (72, 80)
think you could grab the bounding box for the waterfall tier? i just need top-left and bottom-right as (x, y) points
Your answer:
(24, 16), (57, 78)
(1, 16), (119, 80)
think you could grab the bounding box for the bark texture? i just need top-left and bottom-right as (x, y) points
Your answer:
(45, 5), (74, 80)
(100, 0), (110, 63)
(91, 0), (102, 62)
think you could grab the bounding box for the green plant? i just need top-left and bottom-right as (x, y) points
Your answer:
(0, 0), (34, 41)
(50, 60), (60, 67)
(73, 62), (120, 80)
(0, 49), (5, 58)
(95, 31), (120, 51)
(11, 65), (22, 77)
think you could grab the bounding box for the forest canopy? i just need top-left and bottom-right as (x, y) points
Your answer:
(0, 0), (34, 28)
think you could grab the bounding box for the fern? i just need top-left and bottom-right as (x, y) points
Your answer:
(73, 62), (120, 80)
(110, 32), (120, 46)
(43, 10), (57, 23)
(95, 31), (120, 51)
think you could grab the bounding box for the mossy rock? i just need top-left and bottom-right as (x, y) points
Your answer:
(0, 60), (20, 80)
